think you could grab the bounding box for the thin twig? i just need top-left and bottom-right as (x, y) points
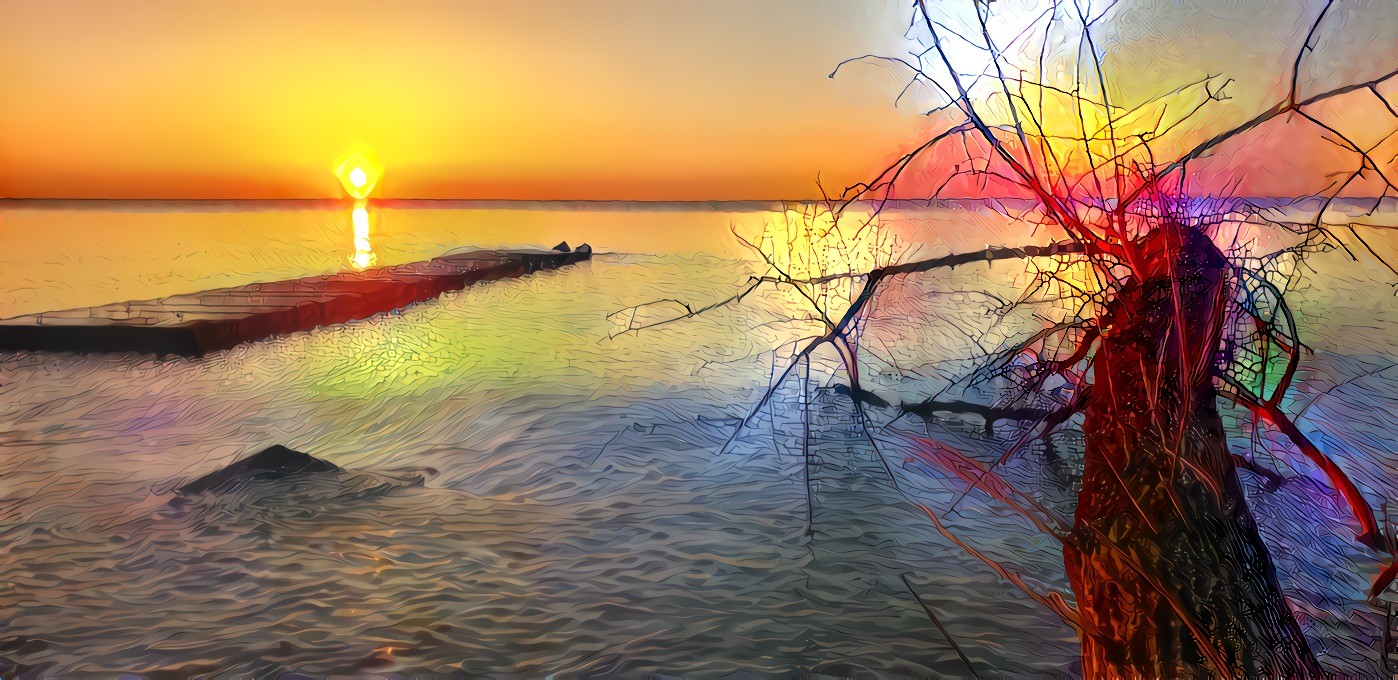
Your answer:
(901, 572), (981, 678)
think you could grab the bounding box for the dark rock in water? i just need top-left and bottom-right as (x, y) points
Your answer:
(575, 243), (592, 255)
(178, 445), (338, 494)
(552, 241), (571, 252)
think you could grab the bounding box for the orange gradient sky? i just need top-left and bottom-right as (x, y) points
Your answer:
(1, 0), (1394, 200)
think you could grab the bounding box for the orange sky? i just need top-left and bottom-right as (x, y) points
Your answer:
(1, 0), (1393, 200)
(1, 0), (924, 200)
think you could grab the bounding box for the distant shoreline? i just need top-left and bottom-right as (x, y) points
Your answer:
(2, 196), (1393, 213)
(0, 197), (1027, 212)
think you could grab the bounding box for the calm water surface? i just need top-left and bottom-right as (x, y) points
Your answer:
(0, 202), (1395, 676)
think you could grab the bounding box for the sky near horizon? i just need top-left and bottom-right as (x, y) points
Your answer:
(1, 0), (1394, 200)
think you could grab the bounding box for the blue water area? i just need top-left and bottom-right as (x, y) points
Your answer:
(1, 202), (1395, 675)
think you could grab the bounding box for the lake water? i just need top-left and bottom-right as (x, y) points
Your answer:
(1, 201), (1396, 676)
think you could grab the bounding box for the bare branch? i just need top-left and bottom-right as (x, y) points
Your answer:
(1291, 0), (1336, 106)
(1218, 383), (1386, 551)
(1124, 68), (1398, 209)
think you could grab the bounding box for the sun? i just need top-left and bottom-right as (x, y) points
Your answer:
(348, 167), (368, 190)
(334, 150), (382, 200)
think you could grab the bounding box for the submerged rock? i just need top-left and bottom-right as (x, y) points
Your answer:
(552, 241), (571, 252)
(178, 445), (339, 494)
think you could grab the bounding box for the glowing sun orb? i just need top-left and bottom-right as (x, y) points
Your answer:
(334, 151), (382, 200)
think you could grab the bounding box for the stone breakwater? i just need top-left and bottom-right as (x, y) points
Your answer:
(0, 244), (591, 356)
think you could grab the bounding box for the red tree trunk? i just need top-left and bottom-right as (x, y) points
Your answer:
(1064, 226), (1322, 677)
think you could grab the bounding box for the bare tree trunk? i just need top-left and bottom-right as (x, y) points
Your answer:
(1064, 226), (1322, 677)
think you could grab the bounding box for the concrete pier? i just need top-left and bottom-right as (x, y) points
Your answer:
(0, 245), (591, 357)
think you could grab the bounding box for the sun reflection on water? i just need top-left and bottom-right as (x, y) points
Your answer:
(350, 200), (376, 269)
(743, 205), (902, 326)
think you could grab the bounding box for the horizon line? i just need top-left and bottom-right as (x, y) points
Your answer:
(4, 196), (1393, 204)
